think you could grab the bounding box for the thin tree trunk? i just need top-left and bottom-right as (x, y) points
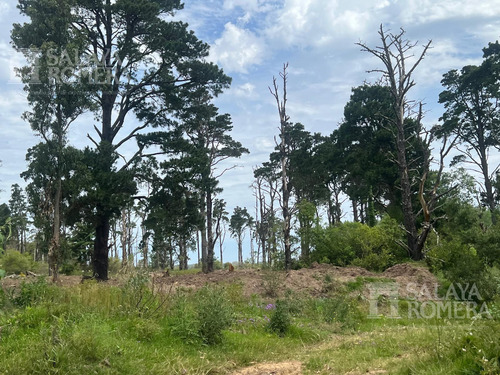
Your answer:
(206, 191), (215, 272)
(48, 178), (61, 283)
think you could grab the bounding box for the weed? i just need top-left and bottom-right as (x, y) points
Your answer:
(268, 300), (291, 336)
(13, 277), (51, 307)
(196, 285), (234, 345)
(261, 270), (283, 298)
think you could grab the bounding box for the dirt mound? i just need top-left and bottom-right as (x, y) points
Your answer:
(232, 361), (302, 375)
(383, 263), (432, 279)
(381, 263), (438, 300)
(1, 263), (439, 302)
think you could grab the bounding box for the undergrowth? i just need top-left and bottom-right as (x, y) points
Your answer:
(0, 272), (498, 374)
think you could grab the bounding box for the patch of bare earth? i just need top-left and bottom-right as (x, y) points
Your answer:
(1, 263), (438, 302)
(156, 263), (438, 301)
(231, 361), (302, 375)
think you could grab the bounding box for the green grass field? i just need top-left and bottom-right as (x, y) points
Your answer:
(0, 273), (498, 374)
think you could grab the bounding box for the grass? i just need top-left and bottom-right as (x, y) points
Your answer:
(0, 274), (499, 374)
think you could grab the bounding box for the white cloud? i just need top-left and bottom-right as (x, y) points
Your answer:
(0, 2), (10, 20)
(209, 22), (266, 73)
(232, 82), (257, 98)
(264, 0), (376, 48)
(400, 0), (500, 24)
(223, 0), (276, 13)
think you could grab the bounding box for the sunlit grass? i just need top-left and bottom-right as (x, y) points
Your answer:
(0, 274), (498, 374)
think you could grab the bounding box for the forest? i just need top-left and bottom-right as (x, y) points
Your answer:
(0, 0), (499, 374)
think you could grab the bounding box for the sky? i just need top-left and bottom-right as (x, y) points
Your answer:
(0, 0), (500, 263)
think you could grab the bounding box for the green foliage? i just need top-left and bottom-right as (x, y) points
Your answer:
(13, 277), (51, 307)
(268, 300), (291, 336)
(319, 295), (363, 329)
(427, 240), (500, 301)
(261, 270), (284, 298)
(168, 286), (234, 345)
(310, 217), (404, 271)
(196, 286), (234, 345)
(168, 293), (200, 345)
(0, 250), (33, 274)
(0, 216), (12, 250)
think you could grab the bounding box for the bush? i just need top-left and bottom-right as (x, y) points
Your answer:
(0, 250), (33, 275)
(310, 217), (404, 271)
(320, 295), (363, 329)
(427, 240), (500, 301)
(14, 277), (51, 307)
(169, 293), (200, 345)
(196, 286), (233, 345)
(60, 261), (79, 276)
(261, 270), (283, 298)
(268, 300), (291, 336)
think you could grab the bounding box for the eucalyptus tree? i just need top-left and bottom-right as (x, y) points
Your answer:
(229, 206), (252, 266)
(0, 205), (12, 252)
(13, 0), (230, 279)
(12, 0), (89, 279)
(213, 198), (229, 265)
(9, 184), (29, 253)
(253, 162), (280, 265)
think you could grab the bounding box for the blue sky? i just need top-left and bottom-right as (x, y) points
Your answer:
(1, 0), (500, 263)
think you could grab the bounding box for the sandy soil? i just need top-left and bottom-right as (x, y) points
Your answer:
(231, 361), (303, 375)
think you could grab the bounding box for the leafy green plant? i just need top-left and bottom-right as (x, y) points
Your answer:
(168, 293), (200, 345)
(13, 277), (50, 307)
(310, 217), (404, 271)
(196, 286), (233, 345)
(268, 300), (291, 336)
(0, 250), (33, 274)
(261, 270), (283, 298)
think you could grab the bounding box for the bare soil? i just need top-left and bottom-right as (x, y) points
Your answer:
(1, 263), (438, 301)
(231, 361), (302, 375)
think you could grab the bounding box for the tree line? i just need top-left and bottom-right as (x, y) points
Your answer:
(1, 1), (499, 279)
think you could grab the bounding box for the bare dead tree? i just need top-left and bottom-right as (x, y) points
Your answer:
(358, 25), (435, 260)
(269, 63), (293, 271)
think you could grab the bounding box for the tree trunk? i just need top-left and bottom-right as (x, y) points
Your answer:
(238, 234), (243, 266)
(93, 217), (110, 280)
(206, 191), (215, 272)
(121, 209), (128, 269)
(395, 107), (420, 260)
(352, 199), (359, 222)
(48, 178), (61, 283)
(219, 233), (224, 265)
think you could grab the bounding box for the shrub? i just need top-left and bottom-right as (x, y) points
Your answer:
(196, 286), (233, 345)
(427, 240), (499, 301)
(14, 277), (51, 307)
(310, 217), (404, 271)
(320, 295), (363, 329)
(261, 270), (283, 298)
(268, 300), (291, 336)
(169, 293), (200, 345)
(0, 250), (33, 274)
(60, 261), (79, 276)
